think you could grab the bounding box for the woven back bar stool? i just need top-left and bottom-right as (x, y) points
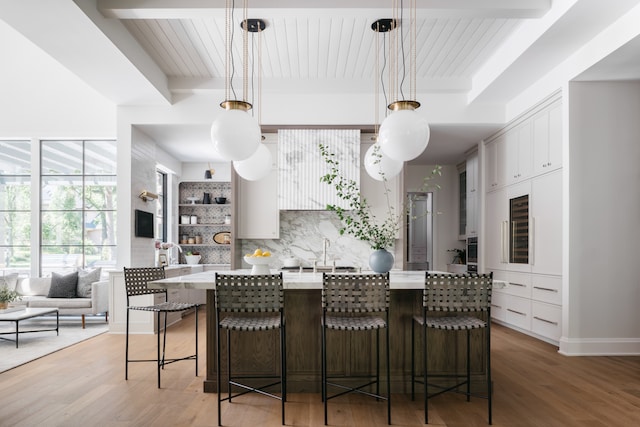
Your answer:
(321, 272), (391, 425)
(123, 267), (200, 389)
(411, 272), (493, 424)
(214, 273), (286, 426)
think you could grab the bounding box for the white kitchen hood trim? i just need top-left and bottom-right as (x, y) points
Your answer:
(278, 129), (360, 210)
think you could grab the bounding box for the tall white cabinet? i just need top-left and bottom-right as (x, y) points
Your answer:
(236, 140), (279, 239)
(484, 94), (563, 345)
(466, 152), (479, 236)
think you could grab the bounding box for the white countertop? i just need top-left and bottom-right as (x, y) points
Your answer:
(148, 269), (507, 290)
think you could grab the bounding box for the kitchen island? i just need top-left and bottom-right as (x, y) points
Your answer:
(149, 270), (504, 393)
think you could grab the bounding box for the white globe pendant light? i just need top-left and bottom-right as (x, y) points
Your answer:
(233, 143), (272, 181)
(211, 100), (261, 161)
(378, 100), (430, 162)
(364, 143), (403, 181)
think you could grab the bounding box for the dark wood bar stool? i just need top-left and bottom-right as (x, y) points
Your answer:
(123, 266), (200, 389)
(214, 273), (286, 426)
(321, 272), (391, 425)
(411, 272), (493, 424)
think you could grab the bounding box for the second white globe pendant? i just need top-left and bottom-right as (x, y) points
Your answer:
(233, 143), (272, 181)
(364, 143), (403, 181)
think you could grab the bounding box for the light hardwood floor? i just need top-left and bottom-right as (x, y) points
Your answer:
(0, 310), (639, 427)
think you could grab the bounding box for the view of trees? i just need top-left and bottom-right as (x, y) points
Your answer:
(0, 140), (117, 275)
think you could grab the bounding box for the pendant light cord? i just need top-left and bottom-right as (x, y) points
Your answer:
(225, 0), (239, 101)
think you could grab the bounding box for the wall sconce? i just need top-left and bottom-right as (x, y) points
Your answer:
(139, 190), (158, 202)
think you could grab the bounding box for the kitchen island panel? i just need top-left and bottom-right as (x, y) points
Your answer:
(204, 288), (488, 394)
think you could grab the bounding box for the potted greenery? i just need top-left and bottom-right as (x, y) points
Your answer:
(446, 248), (467, 273)
(319, 143), (441, 273)
(0, 284), (21, 310)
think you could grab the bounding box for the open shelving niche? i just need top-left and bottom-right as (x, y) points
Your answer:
(178, 181), (233, 265)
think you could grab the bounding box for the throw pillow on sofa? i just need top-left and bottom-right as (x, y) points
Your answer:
(77, 267), (101, 298)
(47, 271), (79, 298)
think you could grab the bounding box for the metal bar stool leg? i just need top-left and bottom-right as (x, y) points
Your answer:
(281, 323), (286, 425)
(424, 317), (428, 425)
(488, 322), (493, 425)
(376, 329), (380, 398)
(195, 305), (199, 376)
(467, 330), (471, 401)
(227, 329), (232, 403)
(411, 319), (415, 400)
(125, 309), (130, 380)
(386, 324), (391, 425)
(322, 322), (328, 425)
(217, 315), (222, 427)
(157, 311), (162, 388)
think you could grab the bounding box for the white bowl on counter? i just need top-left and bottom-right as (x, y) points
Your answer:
(185, 254), (201, 265)
(244, 256), (272, 275)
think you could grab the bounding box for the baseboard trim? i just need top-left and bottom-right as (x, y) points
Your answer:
(558, 337), (640, 356)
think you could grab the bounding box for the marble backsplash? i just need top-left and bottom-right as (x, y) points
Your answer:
(240, 211), (402, 271)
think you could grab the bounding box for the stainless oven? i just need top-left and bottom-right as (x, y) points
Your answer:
(467, 236), (478, 273)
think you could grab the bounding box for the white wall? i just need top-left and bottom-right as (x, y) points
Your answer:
(129, 128), (160, 267)
(0, 20), (115, 138)
(562, 81), (640, 355)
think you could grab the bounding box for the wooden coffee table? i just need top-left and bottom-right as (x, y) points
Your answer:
(0, 307), (59, 348)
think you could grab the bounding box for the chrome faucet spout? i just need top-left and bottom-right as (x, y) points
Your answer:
(322, 238), (330, 266)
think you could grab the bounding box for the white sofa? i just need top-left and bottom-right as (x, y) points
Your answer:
(13, 277), (109, 328)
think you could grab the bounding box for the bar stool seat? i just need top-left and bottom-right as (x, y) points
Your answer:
(219, 314), (281, 330)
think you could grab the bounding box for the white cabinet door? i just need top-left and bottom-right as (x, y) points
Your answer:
(466, 153), (478, 192)
(506, 122), (533, 185)
(548, 103), (563, 171)
(484, 188), (507, 271)
(533, 102), (562, 176)
(485, 137), (504, 190)
(237, 142), (279, 239)
(466, 153), (478, 235)
(531, 169), (562, 275)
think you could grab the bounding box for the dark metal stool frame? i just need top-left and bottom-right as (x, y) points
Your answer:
(321, 272), (391, 425)
(214, 273), (286, 426)
(411, 272), (493, 424)
(123, 267), (200, 389)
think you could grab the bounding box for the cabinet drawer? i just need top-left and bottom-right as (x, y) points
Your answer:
(531, 301), (561, 341)
(491, 291), (506, 322)
(504, 272), (531, 298)
(505, 295), (531, 330)
(531, 274), (562, 305)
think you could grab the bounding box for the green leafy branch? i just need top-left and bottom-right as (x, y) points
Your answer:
(319, 143), (441, 250)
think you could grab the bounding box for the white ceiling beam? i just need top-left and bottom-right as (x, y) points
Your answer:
(98, 0), (550, 19)
(0, 0), (172, 105)
(168, 76), (472, 94)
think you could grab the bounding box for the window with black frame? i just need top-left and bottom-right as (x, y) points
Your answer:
(40, 140), (117, 276)
(156, 170), (167, 242)
(0, 140), (32, 276)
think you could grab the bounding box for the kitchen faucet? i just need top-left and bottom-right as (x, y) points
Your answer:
(312, 238), (336, 273)
(322, 238), (330, 266)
